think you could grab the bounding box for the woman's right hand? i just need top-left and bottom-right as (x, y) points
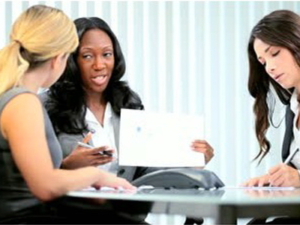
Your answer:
(241, 174), (270, 187)
(62, 133), (114, 169)
(92, 170), (136, 191)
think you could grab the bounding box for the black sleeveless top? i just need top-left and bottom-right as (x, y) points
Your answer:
(0, 87), (63, 219)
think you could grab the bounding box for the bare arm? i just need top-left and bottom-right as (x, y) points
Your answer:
(1, 93), (134, 201)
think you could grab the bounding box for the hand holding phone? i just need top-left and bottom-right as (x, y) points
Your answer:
(77, 142), (113, 157)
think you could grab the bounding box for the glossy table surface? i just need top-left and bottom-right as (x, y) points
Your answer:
(67, 187), (300, 224)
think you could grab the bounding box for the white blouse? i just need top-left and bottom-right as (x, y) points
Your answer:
(85, 102), (119, 174)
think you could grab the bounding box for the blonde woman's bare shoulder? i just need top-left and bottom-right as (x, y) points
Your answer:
(1, 93), (43, 139)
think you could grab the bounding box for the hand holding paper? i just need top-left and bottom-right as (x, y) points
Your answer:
(191, 140), (214, 164)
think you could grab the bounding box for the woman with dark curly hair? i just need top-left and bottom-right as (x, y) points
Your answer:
(43, 17), (214, 182)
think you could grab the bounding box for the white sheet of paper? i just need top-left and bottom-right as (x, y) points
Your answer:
(119, 109), (205, 167)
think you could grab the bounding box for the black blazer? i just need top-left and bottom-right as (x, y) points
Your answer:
(281, 105), (295, 166)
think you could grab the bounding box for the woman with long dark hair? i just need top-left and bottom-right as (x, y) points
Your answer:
(244, 9), (300, 188)
(241, 9), (300, 225)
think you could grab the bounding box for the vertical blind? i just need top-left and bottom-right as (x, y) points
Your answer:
(1, 1), (300, 224)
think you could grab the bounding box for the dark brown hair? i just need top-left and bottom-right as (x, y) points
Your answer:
(248, 10), (300, 163)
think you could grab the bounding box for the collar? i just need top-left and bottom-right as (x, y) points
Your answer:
(85, 102), (113, 125)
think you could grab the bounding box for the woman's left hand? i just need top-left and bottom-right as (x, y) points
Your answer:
(191, 140), (214, 164)
(268, 163), (300, 187)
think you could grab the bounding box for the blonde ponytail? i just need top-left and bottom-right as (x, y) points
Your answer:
(0, 5), (78, 96)
(0, 41), (29, 95)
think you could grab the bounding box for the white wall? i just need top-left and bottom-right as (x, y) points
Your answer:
(1, 1), (299, 224)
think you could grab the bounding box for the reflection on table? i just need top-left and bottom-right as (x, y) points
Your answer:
(66, 187), (300, 224)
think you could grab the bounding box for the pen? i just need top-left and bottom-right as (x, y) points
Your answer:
(77, 142), (113, 157)
(284, 148), (299, 164)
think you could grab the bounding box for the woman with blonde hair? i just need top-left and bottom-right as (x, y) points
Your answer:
(0, 5), (135, 224)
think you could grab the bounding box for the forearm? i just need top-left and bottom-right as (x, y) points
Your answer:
(29, 167), (102, 201)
